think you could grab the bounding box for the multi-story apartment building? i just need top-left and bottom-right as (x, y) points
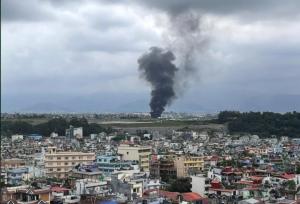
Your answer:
(159, 158), (177, 181)
(1, 158), (26, 169)
(96, 153), (133, 175)
(44, 147), (95, 178)
(175, 155), (204, 177)
(117, 144), (151, 172)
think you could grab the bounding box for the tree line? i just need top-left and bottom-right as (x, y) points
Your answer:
(218, 111), (300, 137)
(1, 117), (113, 137)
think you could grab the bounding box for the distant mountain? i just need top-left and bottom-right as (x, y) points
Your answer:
(1, 93), (300, 113)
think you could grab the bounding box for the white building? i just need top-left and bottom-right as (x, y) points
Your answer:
(50, 132), (58, 138)
(66, 126), (83, 139)
(191, 174), (211, 196)
(11, 134), (23, 142)
(75, 179), (109, 196)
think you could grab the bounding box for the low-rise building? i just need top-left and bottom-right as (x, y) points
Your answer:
(96, 153), (133, 175)
(7, 167), (29, 185)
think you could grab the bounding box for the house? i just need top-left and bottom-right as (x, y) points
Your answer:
(7, 168), (29, 185)
(75, 179), (109, 196)
(4, 187), (51, 204)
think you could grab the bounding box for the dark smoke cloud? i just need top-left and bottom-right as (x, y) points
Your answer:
(138, 47), (178, 118)
(139, 11), (210, 117)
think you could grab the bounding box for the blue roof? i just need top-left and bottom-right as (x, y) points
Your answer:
(28, 134), (42, 136)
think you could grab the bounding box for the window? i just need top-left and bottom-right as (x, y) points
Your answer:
(72, 156), (75, 159)
(57, 157), (61, 160)
(57, 162), (61, 165)
(64, 162), (68, 165)
(57, 168), (61, 171)
(127, 152), (129, 155)
(72, 162), (75, 165)
(65, 157), (69, 160)
(49, 168), (53, 172)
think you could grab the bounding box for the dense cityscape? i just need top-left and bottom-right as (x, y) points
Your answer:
(1, 112), (300, 204)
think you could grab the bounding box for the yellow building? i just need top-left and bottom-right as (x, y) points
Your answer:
(1, 158), (26, 169)
(44, 147), (95, 178)
(117, 144), (151, 172)
(175, 155), (204, 177)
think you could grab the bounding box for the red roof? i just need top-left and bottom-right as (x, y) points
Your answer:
(280, 173), (295, 180)
(159, 190), (179, 201)
(235, 180), (254, 185)
(209, 188), (236, 192)
(182, 192), (203, 201)
(51, 186), (70, 192)
(250, 176), (264, 181)
(211, 179), (221, 184)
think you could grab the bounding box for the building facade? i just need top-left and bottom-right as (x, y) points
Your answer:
(44, 147), (95, 178)
(175, 155), (204, 177)
(117, 144), (151, 172)
(66, 126), (83, 139)
(96, 153), (132, 175)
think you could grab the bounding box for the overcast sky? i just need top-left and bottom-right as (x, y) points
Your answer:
(2, 0), (300, 113)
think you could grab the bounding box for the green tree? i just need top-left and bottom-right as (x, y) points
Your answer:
(167, 178), (192, 193)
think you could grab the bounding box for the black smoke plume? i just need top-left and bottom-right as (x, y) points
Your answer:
(138, 47), (178, 118)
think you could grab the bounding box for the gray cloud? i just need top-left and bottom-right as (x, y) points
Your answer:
(134, 0), (300, 20)
(2, 0), (300, 113)
(1, 0), (54, 22)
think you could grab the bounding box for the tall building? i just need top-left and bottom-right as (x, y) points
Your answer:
(65, 126), (83, 139)
(175, 155), (204, 178)
(117, 144), (151, 172)
(44, 147), (95, 178)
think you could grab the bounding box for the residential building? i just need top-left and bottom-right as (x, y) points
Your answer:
(3, 186), (51, 204)
(117, 144), (151, 172)
(191, 174), (211, 196)
(7, 168), (29, 185)
(175, 155), (204, 177)
(158, 158), (177, 182)
(44, 146), (95, 178)
(1, 159), (26, 169)
(96, 153), (133, 175)
(71, 164), (104, 180)
(11, 134), (23, 142)
(27, 134), (43, 140)
(75, 179), (109, 196)
(66, 126), (83, 139)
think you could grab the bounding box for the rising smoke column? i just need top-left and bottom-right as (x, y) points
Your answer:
(138, 47), (178, 118)
(138, 11), (209, 117)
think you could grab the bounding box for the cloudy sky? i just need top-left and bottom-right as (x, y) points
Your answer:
(2, 0), (300, 113)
